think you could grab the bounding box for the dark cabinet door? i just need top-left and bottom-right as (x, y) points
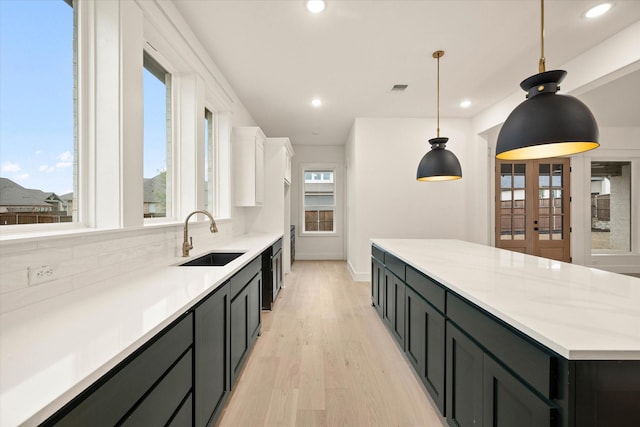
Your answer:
(247, 273), (261, 343)
(405, 287), (445, 414)
(392, 276), (405, 348)
(272, 249), (282, 299)
(195, 285), (230, 427)
(446, 322), (484, 427)
(261, 240), (282, 311)
(383, 271), (392, 329)
(382, 271), (405, 348)
(230, 286), (249, 385)
(371, 258), (384, 317)
(483, 356), (556, 427)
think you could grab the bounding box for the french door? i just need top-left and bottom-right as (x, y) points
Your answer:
(495, 158), (571, 262)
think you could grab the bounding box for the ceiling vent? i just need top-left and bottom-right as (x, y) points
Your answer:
(391, 84), (408, 91)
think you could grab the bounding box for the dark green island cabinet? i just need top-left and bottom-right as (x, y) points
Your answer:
(371, 242), (640, 427)
(42, 244), (271, 427)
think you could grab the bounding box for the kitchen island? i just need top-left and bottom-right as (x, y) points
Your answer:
(371, 239), (640, 427)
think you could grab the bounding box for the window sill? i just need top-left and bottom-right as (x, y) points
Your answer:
(299, 231), (340, 238)
(0, 211), (234, 246)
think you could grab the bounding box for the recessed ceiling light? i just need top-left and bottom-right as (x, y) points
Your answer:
(306, 1), (326, 14)
(311, 98), (322, 107)
(585, 3), (612, 18)
(460, 99), (472, 109)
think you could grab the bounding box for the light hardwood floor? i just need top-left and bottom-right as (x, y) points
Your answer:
(217, 260), (447, 427)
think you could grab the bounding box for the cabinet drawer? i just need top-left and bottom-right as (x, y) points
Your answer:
(372, 245), (385, 262)
(447, 293), (557, 399)
(230, 256), (261, 299)
(121, 349), (193, 426)
(272, 237), (282, 254)
(384, 253), (405, 281)
(168, 393), (192, 427)
(47, 313), (193, 426)
(406, 266), (445, 314)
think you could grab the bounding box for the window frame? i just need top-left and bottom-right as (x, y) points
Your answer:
(0, 0), (82, 234)
(142, 49), (175, 223)
(578, 152), (640, 274)
(589, 158), (636, 254)
(300, 164), (338, 236)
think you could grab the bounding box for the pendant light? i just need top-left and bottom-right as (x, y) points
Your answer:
(495, 0), (599, 160)
(416, 50), (462, 182)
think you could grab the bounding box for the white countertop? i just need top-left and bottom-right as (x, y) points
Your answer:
(0, 233), (280, 427)
(371, 239), (640, 361)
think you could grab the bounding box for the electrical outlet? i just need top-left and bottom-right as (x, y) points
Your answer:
(28, 265), (58, 286)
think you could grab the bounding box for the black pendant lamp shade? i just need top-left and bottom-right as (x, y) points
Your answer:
(496, 71), (599, 160)
(416, 50), (462, 182)
(417, 137), (462, 182)
(495, 0), (599, 160)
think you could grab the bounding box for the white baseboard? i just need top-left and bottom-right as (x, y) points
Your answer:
(295, 252), (344, 260)
(347, 259), (370, 282)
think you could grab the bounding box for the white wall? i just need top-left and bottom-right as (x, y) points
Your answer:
(290, 145), (346, 260)
(346, 124), (358, 277)
(347, 118), (471, 280)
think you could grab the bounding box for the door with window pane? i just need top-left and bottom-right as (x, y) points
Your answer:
(496, 158), (571, 262)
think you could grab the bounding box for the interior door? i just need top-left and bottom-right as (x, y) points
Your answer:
(496, 158), (571, 262)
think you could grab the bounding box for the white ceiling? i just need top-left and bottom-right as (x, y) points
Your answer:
(172, 0), (640, 145)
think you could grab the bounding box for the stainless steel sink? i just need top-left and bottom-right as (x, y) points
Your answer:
(178, 251), (245, 267)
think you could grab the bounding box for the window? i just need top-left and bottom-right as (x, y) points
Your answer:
(591, 161), (632, 252)
(143, 52), (172, 219)
(204, 108), (215, 213)
(0, 0), (76, 226)
(303, 168), (335, 232)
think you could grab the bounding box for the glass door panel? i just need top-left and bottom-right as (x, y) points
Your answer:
(499, 163), (527, 241)
(538, 163), (565, 241)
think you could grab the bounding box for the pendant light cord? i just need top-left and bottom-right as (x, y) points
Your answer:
(539, 0), (546, 73)
(432, 50), (444, 137)
(436, 54), (440, 137)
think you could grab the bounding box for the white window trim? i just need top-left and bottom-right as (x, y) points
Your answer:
(0, 0), (236, 242)
(578, 151), (640, 273)
(300, 163), (340, 237)
(142, 41), (179, 225)
(0, 0), (86, 238)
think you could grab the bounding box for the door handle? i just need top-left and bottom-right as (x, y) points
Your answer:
(534, 227), (539, 231)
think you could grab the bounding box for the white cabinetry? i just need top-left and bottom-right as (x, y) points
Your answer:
(232, 127), (265, 207)
(284, 146), (292, 185)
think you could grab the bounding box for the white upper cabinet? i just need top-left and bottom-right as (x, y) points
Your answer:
(232, 127), (266, 207)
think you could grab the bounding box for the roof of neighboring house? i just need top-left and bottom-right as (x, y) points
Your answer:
(0, 177), (65, 207)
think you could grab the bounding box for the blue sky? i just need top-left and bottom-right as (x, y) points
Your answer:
(0, 0), (74, 195)
(1, 0), (167, 196)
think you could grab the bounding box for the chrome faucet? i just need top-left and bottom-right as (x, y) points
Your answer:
(182, 210), (218, 257)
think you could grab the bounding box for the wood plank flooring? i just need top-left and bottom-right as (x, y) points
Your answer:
(217, 261), (447, 427)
